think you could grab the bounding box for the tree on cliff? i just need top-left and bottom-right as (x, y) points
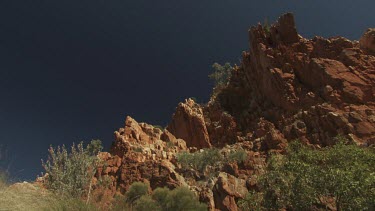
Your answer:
(209, 62), (232, 96)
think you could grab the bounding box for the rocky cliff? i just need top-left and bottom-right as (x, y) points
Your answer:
(94, 13), (375, 210)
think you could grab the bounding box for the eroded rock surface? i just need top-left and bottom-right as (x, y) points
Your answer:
(93, 13), (375, 210)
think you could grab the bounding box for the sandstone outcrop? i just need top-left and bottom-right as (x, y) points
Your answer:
(94, 13), (375, 210)
(167, 99), (211, 149)
(213, 172), (248, 211)
(360, 28), (375, 54)
(95, 116), (189, 198)
(217, 13), (375, 147)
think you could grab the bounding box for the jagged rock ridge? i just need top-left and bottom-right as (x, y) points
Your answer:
(94, 13), (375, 210)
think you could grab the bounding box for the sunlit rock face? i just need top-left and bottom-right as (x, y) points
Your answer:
(217, 12), (375, 147)
(94, 13), (375, 210)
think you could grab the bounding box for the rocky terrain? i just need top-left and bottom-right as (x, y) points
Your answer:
(92, 13), (375, 210)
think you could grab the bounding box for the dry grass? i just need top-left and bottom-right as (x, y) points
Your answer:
(0, 182), (98, 211)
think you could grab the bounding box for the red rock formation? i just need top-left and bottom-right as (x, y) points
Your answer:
(213, 172), (248, 211)
(167, 99), (211, 149)
(360, 28), (375, 54)
(94, 13), (375, 210)
(96, 116), (188, 196)
(217, 13), (375, 147)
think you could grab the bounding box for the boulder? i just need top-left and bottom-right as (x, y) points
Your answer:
(359, 28), (375, 53)
(167, 98), (211, 149)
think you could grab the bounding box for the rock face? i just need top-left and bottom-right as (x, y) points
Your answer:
(217, 13), (375, 147)
(213, 172), (248, 211)
(360, 28), (375, 54)
(167, 99), (211, 149)
(94, 13), (375, 210)
(95, 116), (188, 198)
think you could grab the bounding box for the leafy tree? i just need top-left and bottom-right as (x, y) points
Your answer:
(208, 62), (232, 96)
(41, 140), (103, 199)
(249, 140), (375, 210)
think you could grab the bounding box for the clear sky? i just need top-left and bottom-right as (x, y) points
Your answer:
(0, 0), (373, 180)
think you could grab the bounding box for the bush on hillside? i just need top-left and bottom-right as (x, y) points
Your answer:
(157, 186), (207, 211)
(116, 182), (206, 211)
(134, 195), (161, 211)
(239, 139), (375, 210)
(177, 148), (248, 175)
(125, 182), (149, 205)
(41, 140), (103, 198)
(227, 148), (247, 163)
(177, 148), (223, 172)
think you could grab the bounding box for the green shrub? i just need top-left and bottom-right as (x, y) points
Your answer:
(238, 190), (263, 211)
(177, 148), (223, 172)
(41, 140), (103, 199)
(163, 187), (207, 211)
(134, 195), (161, 211)
(122, 182), (207, 211)
(209, 62), (232, 96)
(227, 148), (247, 163)
(152, 187), (169, 208)
(177, 148), (247, 174)
(126, 182), (149, 205)
(111, 194), (131, 211)
(250, 139), (375, 210)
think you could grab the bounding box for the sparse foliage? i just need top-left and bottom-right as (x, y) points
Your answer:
(153, 125), (164, 131)
(227, 148), (247, 163)
(41, 140), (103, 198)
(238, 190), (263, 211)
(177, 148), (248, 174)
(177, 148), (223, 172)
(209, 62), (232, 96)
(263, 17), (270, 35)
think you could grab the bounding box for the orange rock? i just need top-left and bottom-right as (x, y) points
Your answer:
(167, 99), (211, 149)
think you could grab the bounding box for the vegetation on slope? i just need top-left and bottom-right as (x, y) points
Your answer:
(177, 147), (247, 176)
(41, 140), (103, 200)
(113, 182), (207, 211)
(239, 138), (375, 210)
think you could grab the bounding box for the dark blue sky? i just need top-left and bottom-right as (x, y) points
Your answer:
(0, 1), (373, 180)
